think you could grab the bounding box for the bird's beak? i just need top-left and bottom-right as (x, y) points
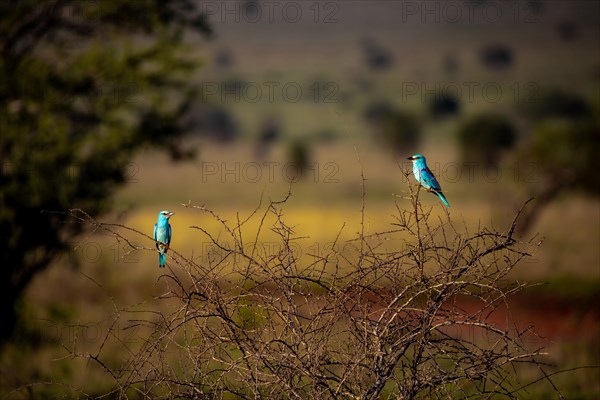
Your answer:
(407, 156), (414, 161)
(168, 212), (175, 217)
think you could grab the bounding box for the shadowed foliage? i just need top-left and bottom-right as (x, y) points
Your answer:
(0, 1), (210, 342)
(480, 44), (514, 70)
(515, 95), (600, 233)
(456, 113), (517, 168)
(288, 139), (312, 181)
(524, 88), (592, 121)
(361, 37), (394, 71)
(364, 101), (420, 154)
(429, 93), (460, 119)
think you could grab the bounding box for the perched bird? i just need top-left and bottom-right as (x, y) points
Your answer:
(154, 210), (174, 268)
(407, 154), (450, 207)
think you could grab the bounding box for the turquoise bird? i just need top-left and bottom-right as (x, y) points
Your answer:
(154, 210), (174, 268)
(407, 154), (450, 207)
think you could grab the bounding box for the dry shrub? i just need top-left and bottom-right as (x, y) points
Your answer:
(63, 173), (561, 400)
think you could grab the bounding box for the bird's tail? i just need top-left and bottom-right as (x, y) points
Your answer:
(435, 191), (451, 207)
(159, 253), (167, 268)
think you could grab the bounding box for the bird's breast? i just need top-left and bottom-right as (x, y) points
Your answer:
(155, 226), (170, 241)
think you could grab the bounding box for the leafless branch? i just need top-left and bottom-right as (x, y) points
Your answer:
(47, 176), (572, 399)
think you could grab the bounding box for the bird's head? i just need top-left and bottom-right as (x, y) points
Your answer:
(407, 154), (426, 163)
(158, 210), (175, 220)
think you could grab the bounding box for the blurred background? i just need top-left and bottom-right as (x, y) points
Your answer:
(1, 0), (599, 398)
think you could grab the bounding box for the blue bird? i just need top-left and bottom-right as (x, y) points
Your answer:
(154, 210), (174, 268)
(407, 154), (450, 207)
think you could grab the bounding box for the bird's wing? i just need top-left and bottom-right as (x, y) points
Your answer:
(154, 223), (160, 251)
(420, 167), (442, 191)
(167, 223), (172, 246)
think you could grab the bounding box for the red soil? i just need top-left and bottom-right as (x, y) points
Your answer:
(446, 292), (600, 342)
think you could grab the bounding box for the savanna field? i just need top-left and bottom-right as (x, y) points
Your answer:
(1, 1), (599, 398)
(11, 141), (600, 397)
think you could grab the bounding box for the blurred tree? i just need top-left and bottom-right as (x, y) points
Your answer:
(557, 21), (579, 41)
(364, 101), (420, 154)
(242, 0), (261, 21)
(525, 0), (544, 18)
(480, 44), (514, 70)
(195, 106), (238, 143)
(442, 52), (458, 75)
(214, 47), (234, 69)
(287, 139), (311, 181)
(0, 1), (211, 342)
(360, 37), (393, 71)
(456, 113), (517, 168)
(429, 92), (460, 119)
(524, 88), (591, 120)
(254, 117), (280, 159)
(515, 98), (599, 233)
